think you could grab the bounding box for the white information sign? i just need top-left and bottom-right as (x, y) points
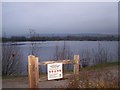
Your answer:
(47, 63), (63, 80)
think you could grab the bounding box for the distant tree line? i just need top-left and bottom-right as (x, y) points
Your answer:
(2, 35), (119, 42)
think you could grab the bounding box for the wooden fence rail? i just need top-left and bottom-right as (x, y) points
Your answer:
(28, 55), (80, 88)
(38, 60), (72, 65)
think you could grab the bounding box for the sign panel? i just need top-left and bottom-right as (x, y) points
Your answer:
(47, 63), (63, 80)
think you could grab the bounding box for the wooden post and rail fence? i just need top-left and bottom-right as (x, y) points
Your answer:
(28, 55), (80, 88)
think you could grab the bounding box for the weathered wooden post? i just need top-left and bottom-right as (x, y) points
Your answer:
(73, 55), (80, 79)
(35, 57), (39, 87)
(28, 55), (39, 88)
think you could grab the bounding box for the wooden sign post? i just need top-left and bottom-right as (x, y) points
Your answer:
(28, 55), (39, 88)
(74, 55), (80, 80)
(28, 54), (80, 88)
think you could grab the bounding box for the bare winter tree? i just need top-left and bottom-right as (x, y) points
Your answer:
(2, 43), (22, 75)
(54, 43), (60, 60)
(29, 29), (40, 56)
(80, 42), (112, 67)
(53, 41), (72, 71)
(92, 42), (110, 65)
(29, 29), (42, 73)
(81, 48), (91, 67)
(54, 41), (72, 60)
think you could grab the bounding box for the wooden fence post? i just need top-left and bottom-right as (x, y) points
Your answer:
(28, 55), (39, 88)
(35, 57), (39, 87)
(74, 55), (80, 79)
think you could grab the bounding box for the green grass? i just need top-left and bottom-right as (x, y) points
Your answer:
(64, 61), (119, 74)
(81, 61), (119, 71)
(2, 75), (28, 79)
(0, 76), (2, 79)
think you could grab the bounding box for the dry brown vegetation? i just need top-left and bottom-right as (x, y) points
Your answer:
(63, 65), (119, 89)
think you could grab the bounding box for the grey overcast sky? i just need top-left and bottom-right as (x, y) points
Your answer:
(2, 2), (118, 36)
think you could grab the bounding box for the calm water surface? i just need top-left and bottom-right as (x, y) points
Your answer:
(3, 41), (118, 75)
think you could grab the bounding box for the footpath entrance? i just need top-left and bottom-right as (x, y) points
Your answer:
(28, 55), (80, 88)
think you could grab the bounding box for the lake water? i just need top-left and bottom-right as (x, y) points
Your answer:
(2, 41), (118, 75)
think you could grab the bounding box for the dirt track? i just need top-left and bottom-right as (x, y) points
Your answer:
(2, 66), (118, 88)
(2, 74), (71, 88)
